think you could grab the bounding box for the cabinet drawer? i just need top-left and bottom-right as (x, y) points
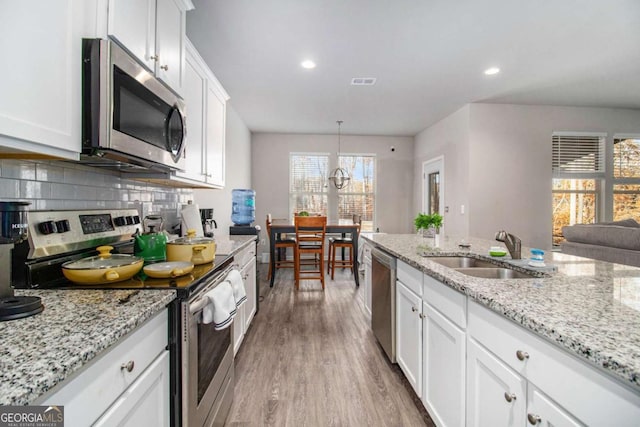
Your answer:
(236, 243), (256, 268)
(423, 274), (466, 328)
(468, 301), (640, 426)
(397, 259), (422, 297)
(42, 310), (168, 426)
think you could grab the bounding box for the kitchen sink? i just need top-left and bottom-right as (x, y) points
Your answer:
(454, 267), (537, 279)
(427, 256), (497, 269)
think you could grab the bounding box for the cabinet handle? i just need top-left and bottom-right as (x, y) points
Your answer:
(411, 306), (417, 312)
(150, 55), (159, 61)
(419, 313), (425, 319)
(516, 350), (530, 361)
(527, 413), (541, 425)
(504, 392), (516, 403)
(160, 64), (169, 71)
(120, 360), (135, 372)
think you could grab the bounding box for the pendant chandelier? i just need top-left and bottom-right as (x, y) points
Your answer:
(328, 120), (351, 189)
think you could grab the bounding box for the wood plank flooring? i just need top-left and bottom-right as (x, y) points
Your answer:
(225, 264), (435, 426)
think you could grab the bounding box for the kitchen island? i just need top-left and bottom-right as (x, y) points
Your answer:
(363, 233), (640, 426)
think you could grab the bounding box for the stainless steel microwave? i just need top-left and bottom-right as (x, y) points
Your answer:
(81, 38), (186, 172)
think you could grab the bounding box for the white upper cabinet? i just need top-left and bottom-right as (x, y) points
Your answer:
(205, 81), (226, 187)
(107, 0), (192, 95)
(0, 0), (96, 159)
(176, 39), (229, 188)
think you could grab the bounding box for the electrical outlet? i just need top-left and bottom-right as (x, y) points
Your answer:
(260, 238), (266, 246)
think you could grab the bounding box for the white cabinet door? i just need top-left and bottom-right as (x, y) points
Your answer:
(178, 43), (207, 182)
(396, 280), (422, 397)
(0, 0), (86, 159)
(94, 351), (170, 427)
(467, 338), (526, 427)
(107, 0), (156, 71)
(422, 301), (465, 427)
(242, 255), (257, 332)
(205, 83), (226, 187)
(527, 384), (583, 427)
(233, 305), (245, 356)
(155, 0), (185, 94)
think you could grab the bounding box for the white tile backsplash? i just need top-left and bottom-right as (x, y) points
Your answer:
(0, 159), (193, 227)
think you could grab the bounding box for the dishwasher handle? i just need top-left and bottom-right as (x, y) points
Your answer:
(372, 247), (396, 270)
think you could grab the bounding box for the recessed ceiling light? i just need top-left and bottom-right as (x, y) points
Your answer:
(301, 60), (316, 69)
(484, 67), (500, 75)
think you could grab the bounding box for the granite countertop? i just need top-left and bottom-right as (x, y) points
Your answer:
(215, 235), (256, 255)
(362, 233), (640, 392)
(0, 289), (175, 406)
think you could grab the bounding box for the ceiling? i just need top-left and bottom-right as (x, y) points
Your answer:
(186, 0), (640, 137)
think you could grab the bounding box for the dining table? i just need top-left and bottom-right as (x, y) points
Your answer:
(268, 219), (360, 287)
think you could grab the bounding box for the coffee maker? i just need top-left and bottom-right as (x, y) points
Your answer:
(0, 201), (44, 321)
(200, 208), (217, 238)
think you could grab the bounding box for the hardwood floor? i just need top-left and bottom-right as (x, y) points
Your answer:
(225, 264), (434, 426)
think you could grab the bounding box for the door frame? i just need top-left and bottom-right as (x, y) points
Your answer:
(422, 156), (445, 227)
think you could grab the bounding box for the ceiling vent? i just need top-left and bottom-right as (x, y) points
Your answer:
(351, 77), (377, 86)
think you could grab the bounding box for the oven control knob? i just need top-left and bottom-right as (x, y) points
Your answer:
(38, 221), (57, 235)
(125, 216), (134, 225)
(132, 215), (141, 224)
(114, 216), (127, 227)
(55, 219), (70, 233)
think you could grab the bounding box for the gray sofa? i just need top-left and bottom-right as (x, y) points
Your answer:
(561, 218), (640, 267)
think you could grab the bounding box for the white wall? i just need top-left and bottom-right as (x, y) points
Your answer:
(415, 103), (640, 250)
(252, 132), (414, 255)
(194, 105), (252, 236)
(413, 105), (471, 238)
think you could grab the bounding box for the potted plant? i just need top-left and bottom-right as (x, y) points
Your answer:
(414, 212), (443, 237)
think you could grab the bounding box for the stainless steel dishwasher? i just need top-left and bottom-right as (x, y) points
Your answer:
(371, 247), (397, 363)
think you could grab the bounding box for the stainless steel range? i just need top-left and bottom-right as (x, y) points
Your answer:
(12, 208), (237, 427)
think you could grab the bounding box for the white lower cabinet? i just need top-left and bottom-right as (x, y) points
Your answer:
(39, 310), (169, 426)
(233, 243), (257, 356)
(390, 260), (640, 427)
(467, 337), (526, 427)
(396, 280), (423, 397)
(422, 301), (465, 427)
(468, 299), (640, 427)
(94, 351), (170, 427)
(527, 383), (583, 427)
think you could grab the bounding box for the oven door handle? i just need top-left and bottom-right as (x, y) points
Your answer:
(189, 296), (209, 315)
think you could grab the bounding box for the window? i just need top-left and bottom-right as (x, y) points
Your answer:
(289, 153), (376, 231)
(613, 138), (640, 221)
(337, 155), (376, 232)
(289, 153), (328, 217)
(551, 133), (605, 246)
(552, 179), (598, 245)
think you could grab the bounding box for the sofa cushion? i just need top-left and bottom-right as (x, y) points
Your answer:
(562, 224), (640, 250)
(593, 218), (640, 228)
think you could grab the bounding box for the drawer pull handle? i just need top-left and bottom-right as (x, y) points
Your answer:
(411, 306), (418, 312)
(527, 413), (541, 425)
(516, 350), (530, 361)
(504, 392), (517, 403)
(121, 360), (135, 372)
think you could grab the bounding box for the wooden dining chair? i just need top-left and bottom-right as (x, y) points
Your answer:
(266, 214), (296, 280)
(327, 214), (361, 280)
(294, 215), (327, 290)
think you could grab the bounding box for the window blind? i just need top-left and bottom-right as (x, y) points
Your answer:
(552, 134), (605, 174)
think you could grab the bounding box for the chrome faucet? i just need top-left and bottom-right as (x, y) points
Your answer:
(495, 230), (522, 259)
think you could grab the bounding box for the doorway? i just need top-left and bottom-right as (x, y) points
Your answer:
(422, 156), (444, 219)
